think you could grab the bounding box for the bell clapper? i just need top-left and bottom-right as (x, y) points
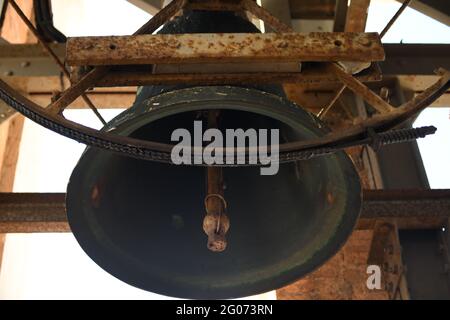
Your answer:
(203, 110), (230, 252)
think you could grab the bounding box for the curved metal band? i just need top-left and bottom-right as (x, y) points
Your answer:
(0, 70), (448, 165)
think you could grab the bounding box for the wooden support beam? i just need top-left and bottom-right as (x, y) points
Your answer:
(260, 0), (292, 32)
(187, 0), (242, 11)
(0, 43), (65, 76)
(333, 0), (348, 32)
(29, 92), (136, 109)
(2, 43), (446, 78)
(65, 32), (385, 66)
(345, 0), (371, 32)
(0, 103), (24, 277)
(1, 189), (449, 233)
(289, 0), (335, 20)
(0, 0), (35, 274)
(0, 115), (23, 191)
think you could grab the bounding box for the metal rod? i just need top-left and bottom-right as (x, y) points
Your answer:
(203, 110), (229, 252)
(242, 0), (294, 33)
(317, 84), (346, 119)
(6, 0), (107, 125)
(380, 0), (413, 39)
(328, 62), (395, 113)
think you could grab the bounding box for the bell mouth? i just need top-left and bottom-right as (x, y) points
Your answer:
(67, 86), (361, 299)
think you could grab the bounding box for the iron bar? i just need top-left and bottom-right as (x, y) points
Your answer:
(380, 0), (413, 39)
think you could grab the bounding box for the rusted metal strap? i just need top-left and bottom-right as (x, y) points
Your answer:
(66, 32), (384, 67)
(72, 65), (381, 87)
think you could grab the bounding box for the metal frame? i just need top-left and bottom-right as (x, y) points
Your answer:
(0, 0), (448, 165)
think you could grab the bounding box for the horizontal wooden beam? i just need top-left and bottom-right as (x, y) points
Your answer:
(65, 32), (385, 66)
(382, 44), (450, 76)
(1, 43), (446, 79)
(0, 43), (64, 76)
(289, 0), (335, 20)
(0, 189), (449, 233)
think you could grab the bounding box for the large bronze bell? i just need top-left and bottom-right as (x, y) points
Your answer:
(66, 11), (361, 299)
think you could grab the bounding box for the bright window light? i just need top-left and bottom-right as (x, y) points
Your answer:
(414, 108), (450, 189)
(366, 0), (450, 43)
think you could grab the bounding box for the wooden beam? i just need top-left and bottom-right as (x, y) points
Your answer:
(260, 0), (292, 32)
(0, 0), (36, 43)
(29, 92), (136, 109)
(1, 189), (450, 233)
(0, 43), (64, 77)
(333, 0), (348, 32)
(0, 0), (34, 274)
(65, 32), (385, 66)
(345, 0), (371, 32)
(0, 115), (24, 191)
(289, 0), (335, 20)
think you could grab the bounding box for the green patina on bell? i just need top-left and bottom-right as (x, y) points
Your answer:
(66, 10), (361, 299)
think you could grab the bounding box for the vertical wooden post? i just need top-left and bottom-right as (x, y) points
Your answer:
(345, 0), (371, 32)
(0, 0), (35, 275)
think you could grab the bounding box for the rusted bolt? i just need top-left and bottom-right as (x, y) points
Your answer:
(109, 44), (117, 50)
(3, 70), (14, 76)
(334, 40), (343, 47)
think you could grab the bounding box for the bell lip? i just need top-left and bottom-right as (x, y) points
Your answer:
(66, 86), (362, 299)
